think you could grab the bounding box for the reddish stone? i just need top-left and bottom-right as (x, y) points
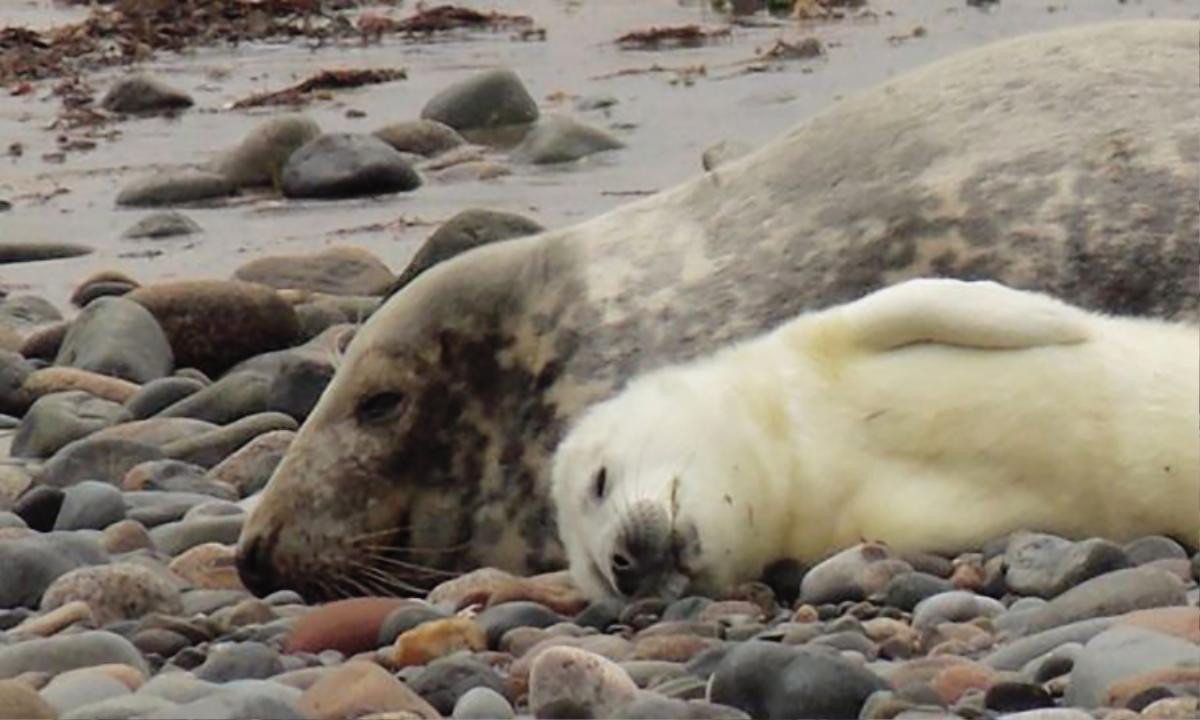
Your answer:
(284, 597), (417, 655)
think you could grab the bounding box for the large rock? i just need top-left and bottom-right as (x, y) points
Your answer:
(217, 115), (322, 189)
(55, 297), (173, 383)
(116, 169), (233, 207)
(1005, 532), (1130, 598)
(233, 246), (395, 296)
(511, 114), (624, 164)
(421, 68), (539, 132)
(127, 281), (300, 378)
(0, 679), (56, 720)
(280, 133), (421, 199)
(12, 390), (129, 459)
(388, 208), (544, 294)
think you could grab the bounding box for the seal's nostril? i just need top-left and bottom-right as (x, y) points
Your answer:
(611, 550), (639, 596)
(236, 536), (277, 598)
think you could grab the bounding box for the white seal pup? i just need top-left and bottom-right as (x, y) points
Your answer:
(552, 279), (1200, 600)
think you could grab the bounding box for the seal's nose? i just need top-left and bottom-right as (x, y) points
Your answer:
(236, 535), (278, 598)
(611, 547), (640, 597)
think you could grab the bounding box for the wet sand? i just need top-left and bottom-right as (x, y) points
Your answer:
(1, 0), (1195, 309)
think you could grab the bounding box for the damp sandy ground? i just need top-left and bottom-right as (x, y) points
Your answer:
(1, 0), (1195, 309)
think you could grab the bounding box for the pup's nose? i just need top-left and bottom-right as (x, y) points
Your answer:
(236, 535), (279, 598)
(611, 547), (640, 597)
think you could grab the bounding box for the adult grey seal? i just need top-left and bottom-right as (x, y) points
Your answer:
(552, 279), (1200, 601)
(237, 21), (1199, 600)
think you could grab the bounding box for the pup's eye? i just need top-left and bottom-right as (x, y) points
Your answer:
(592, 467), (608, 500)
(357, 392), (407, 424)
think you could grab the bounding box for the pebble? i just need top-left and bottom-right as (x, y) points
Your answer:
(407, 654), (508, 716)
(0, 350), (34, 415)
(0, 679), (56, 719)
(13, 485), (65, 532)
(386, 616), (486, 668)
(1065, 626), (1200, 708)
(194, 641), (284, 682)
(156, 369), (270, 424)
(39, 436), (165, 488)
(41, 562), (183, 626)
(453, 685), (515, 719)
(799, 543), (914, 605)
(101, 74), (193, 114)
(1006, 532), (1131, 598)
(0, 532), (109, 608)
(168, 542), (243, 591)
(233, 246), (395, 296)
(41, 667), (132, 716)
(22, 366), (139, 405)
(53, 480), (126, 531)
(161, 411), (297, 467)
(285, 597), (415, 655)
(476, 601), (567, 647)
(421, 67), (539, 133)
(0, 631), (148, 678)
(708, 641), (889, 719)
(912, 590), (1006, 632)
(299, 660), (438, 720)
(123, 376), (205, 419)
(390, 208), (544, 294)
(127, 280), (300, 378)
(149, 514), (244, 555)
(13, 391), (129, 459)
(216, 114), (322, 189)
(61, 693), (177, 720)
(511, 114), (625, 164)
(167, 681), (302, 720)
(529, 645), (640, 719)
(374, 119), (466, 157)
(10, 600), (94, 637)
(280, 133), (421, 199)
(882, 572), (955, 611)
(55, 296), (174, 384)
(377, 603), (452, 646)
(122, 210), (203, 240)
(115, 168), (234, 207)
(997, 567), (1188, 636)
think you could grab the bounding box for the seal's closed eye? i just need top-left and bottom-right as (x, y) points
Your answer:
(592, 467), (608, 501)
(357, 391), (408, 424)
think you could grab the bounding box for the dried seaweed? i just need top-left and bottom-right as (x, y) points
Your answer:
(615, 24), (732, 50)
(231, 67), (407, 109)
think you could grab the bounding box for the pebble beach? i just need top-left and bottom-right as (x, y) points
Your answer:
(1, 1), (1199, 719)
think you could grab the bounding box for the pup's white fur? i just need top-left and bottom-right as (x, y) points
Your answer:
(552, 279), (1200, 600)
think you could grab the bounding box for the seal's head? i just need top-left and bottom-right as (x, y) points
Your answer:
(552, 362), (785, 601)
(236, 238), (577, 601)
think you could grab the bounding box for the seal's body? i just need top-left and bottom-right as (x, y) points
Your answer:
(553, 280), (1200, 600)
(236, 21), (1199, 601)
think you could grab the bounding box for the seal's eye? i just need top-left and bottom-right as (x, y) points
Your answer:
(357, 391), (407, 424)
(592, 467), (608, 501)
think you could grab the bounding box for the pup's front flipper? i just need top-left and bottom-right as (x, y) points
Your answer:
(841, 278), (1091, 352)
